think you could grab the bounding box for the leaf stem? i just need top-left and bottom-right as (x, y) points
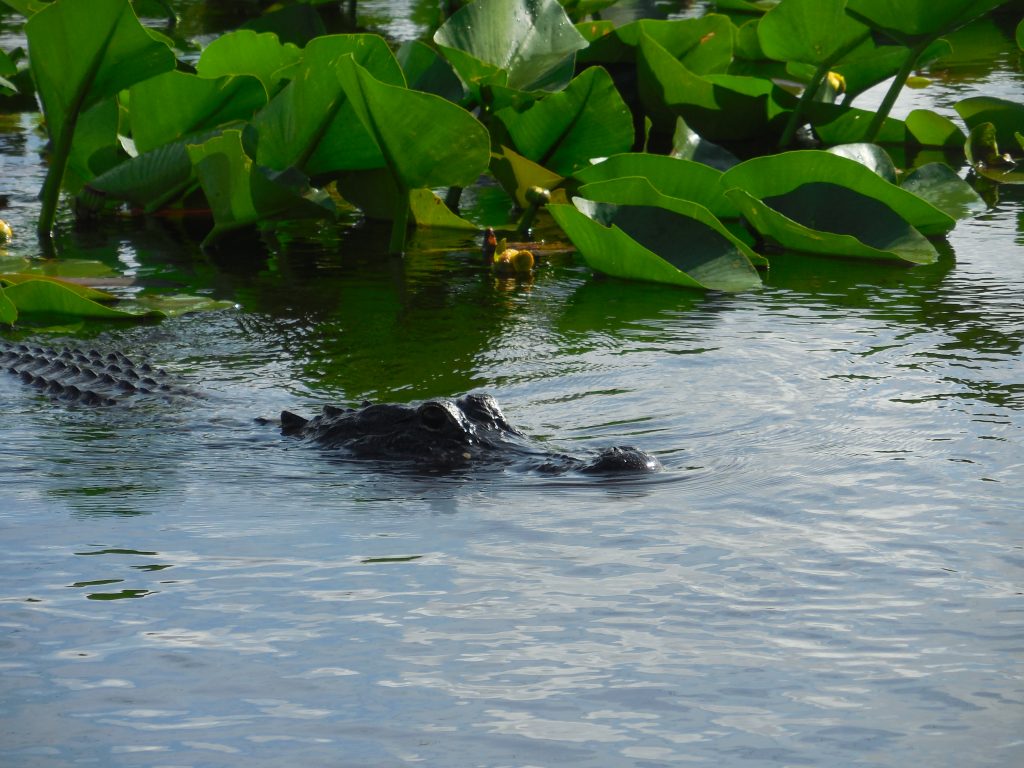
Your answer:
(778, 63), (831, 149)
(863, 37), (932, 143)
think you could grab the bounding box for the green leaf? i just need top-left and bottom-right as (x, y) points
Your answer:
(845, 0), (1009, 44)
(434, 0), (588, 92)
(757, 0), (869, 66)
(130, 294), (237, 317)
(409, 189), (479, 230)
(573, 153), (738, 219)
(1017, 17), (1024, 51)
(493, 66), (634, 176)
(955, 97), (1024, 157)
(964, 122), (1024, 185)
(252, 34), (404, 178)
(335, 55), (490, 193)
(195, 29), (302, 96)
(722, 150), (954, 235)
(725, 185), (938, 264)
(78, 130), (220, 212)
(637, 32), (795, 140)
(0, 285), (16, 325)
(489, 145), (565, 208)
(905, 108), (964, 148)
(397, 40), (465, 102)
(826, 143), (897, 183)
(188, 129), (336, 246)
(668, 117), (740, 170)
(580, 16), (736, 75)
(2, 279), (163, 320)
(1, 272), (116, 301)
(129, 71), (267, 154)
(901, 162), (986, 219)
(26, 0), (176, 236)
(551, 177), (762, 291)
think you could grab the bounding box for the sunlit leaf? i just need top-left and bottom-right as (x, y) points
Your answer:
(550, 177), (762, 291)
(722, 150), (954, 235)
(757, 0), (869, 67)
(493, 66), (634, 176)
(335, 55), (490, 193)
(574, 153), (738, 219)
(725, 185), (938, 264)
(129, 71), (267, 154)
(26, 0), (175, 235)
(434, 0), (588, 92)
(253, 34), (405, 177)
(826, 143), (897, 183)
(637, 32), (795, 140)
(845, 0), (1009, 44)
(196, 29), (302, 95)
(580, 16), (735, 75)
(188, 129), (336, 246)
(2, 279), (163, 319)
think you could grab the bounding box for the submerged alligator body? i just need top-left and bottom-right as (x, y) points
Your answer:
(2, 340), (660, 475)
(281, 394), (660, 474)
(1, 340), (191, 405)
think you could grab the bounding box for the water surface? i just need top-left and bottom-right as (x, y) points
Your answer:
(1, 4), (1022, 767)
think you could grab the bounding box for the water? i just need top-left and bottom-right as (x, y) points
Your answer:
(1, 4), (1023, 767)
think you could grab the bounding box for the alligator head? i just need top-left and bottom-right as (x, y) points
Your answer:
(280, 393), (660, 475)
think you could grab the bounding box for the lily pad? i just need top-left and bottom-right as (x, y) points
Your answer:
(26, 0), (176, 235)
(490, 145), (565, 208)
(955, 97), (1024, 157)
(757, 0), (869, 68)
(434, 0), (588, 93)
(0, 286), (16, 325)
(187, 129), (336, 246)
(964, 122), (1024, 185)
(637, 32), (796, 141)
(573, 153), (738, 219)
(845, 0), (1008, 45)
(253, 34), (405, 178)
(493, 66), (634, 176)
(724, 184), (938, 264)
(129, 70), (267, 154)
(1, 279), (163, 320)
(195, 29), (302, 96)
(549, 177), (762, 291)
(721, 150), (954, 235)
(901, 162), (987, 219)
(826, 143), (897, 183)
(580, 16), (735, 75)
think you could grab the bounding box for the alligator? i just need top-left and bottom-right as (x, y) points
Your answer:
(1, 340), (660, 475)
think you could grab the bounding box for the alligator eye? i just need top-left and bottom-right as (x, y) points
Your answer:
(418, 402), (449, 431)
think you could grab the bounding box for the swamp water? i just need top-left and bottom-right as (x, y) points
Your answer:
(1, 3), (1023, 767)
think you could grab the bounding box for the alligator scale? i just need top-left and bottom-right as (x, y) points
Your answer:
(2, 340), (660, 475)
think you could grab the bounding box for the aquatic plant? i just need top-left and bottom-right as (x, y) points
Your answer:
(1, 0), (1020, 288)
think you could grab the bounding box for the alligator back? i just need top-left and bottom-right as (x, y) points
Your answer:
(0, 340), (192, 406)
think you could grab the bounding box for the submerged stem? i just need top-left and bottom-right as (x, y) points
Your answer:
(388, 190), (410, 255)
